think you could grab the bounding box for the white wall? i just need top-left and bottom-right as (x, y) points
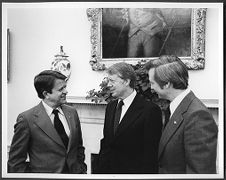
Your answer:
(189, 7), (220, 100)
(6, 6), (105, 144)
(4, 3), (222, 147)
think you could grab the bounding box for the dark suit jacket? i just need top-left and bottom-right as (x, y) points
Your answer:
(97, 94), (162, 174)
(8, 102), (87, 173)
(158, 91), (218, 174)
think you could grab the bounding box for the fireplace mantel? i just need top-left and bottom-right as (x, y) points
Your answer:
(67, 96), (107, 105)
(67, 96), (219, 108)
(67, 96), (107, 125)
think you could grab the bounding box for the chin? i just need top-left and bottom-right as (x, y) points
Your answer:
(61, 100), (67, 104)
(111, 92), (116, 97)
(157, 94), (163, 99)
(158, 95), (166, 100)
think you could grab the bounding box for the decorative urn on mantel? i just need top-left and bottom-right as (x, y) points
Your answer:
(51, 46), (71, 80)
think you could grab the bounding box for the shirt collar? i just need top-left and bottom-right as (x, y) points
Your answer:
(120, 90), (137, 107)
(42, 101), (63, 116)
(169, 88), (191, 117)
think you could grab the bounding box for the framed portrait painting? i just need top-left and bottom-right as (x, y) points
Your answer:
(87, 8), (206, 71)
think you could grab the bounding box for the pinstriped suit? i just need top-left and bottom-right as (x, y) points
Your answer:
(158, 91), (218, 173)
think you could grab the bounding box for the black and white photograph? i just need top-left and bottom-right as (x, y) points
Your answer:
(1, 1), (224, 179)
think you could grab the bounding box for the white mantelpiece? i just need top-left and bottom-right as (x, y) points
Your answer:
(67, 96), (219, 109)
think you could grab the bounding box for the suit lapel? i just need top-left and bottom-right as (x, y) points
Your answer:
(114, 94), (143, 139)
(158, 91), (195, 159)
(33, 102), (65, 148)
(158, 111), (184, 159)
(61, 105), (75, 152)
(107, 101), (118, 140)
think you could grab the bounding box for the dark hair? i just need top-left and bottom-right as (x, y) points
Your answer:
(106, 62), (136, 89)
(145, 55), (189, 89)
(34, 70), (67, 99)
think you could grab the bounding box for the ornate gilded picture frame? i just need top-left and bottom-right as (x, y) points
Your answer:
(7, 28), (10, 82)
(87, 8), (207, 71)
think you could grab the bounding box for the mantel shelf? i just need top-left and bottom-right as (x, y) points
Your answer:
(67, 96), (218, 108)
(67, 96), (107, 105)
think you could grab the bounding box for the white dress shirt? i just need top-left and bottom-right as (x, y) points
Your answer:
(42, 101), (70, 136)
(119, 90), (137, 123)
(169, 88), (191, 117)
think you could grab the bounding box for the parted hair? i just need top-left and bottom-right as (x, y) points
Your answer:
(106, 62), (136, 89)
(34, 70), (67, 99)
(145, 55), (189, 90)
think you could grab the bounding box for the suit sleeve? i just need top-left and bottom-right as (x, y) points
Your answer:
(143, 103), (163, 173)
(95, 103), (111, 173)
(184, 109), (218, 173)
(74, 110), (87, 174)
(100, 103), (111, 151)
(8, 114), (30, 173)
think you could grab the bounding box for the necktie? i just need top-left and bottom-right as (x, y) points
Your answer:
(164, 106), (171, 129)
(114, 100), (124, 134)
(52, 109), (69, 148)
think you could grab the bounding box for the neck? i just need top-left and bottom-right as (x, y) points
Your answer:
(120, 88), (134, 100)
(168, 89), (187, 102)
(43, 99), (59, 109)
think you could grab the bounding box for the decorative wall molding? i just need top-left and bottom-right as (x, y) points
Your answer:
(200, 99), (219, 109)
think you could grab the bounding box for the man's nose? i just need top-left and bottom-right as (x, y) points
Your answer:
(150, 88), (155, 93)
(63, 88), (68, 94)
(107, 81), (112, 87)
(150, 85), (154, 91)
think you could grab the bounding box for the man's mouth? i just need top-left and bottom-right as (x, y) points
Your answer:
(109, 88), (115, 93)
(61, 96), (66, 99)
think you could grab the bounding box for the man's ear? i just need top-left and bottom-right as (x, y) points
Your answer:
(42, 91), (48, 99)
(124, 79), (131, 87)
(163, 82), (171, 89)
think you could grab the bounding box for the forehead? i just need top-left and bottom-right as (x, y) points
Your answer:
(107, 74), (122, 81)
(148, 69), (155, 79)
(53, 79), (66, 88)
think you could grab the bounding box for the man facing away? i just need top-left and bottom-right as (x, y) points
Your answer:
(145, 55), (218, 173)
(8, 70), (87, 173)
(96, 62), (162, 174)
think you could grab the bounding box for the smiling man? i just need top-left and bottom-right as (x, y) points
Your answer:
(96, 62), (162, 174)
(8, 70), (87, 173)
(146, 55), (218, 174)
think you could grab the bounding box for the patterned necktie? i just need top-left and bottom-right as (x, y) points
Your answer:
(52, 109), (69, 148)
(114, 100), (124, 134)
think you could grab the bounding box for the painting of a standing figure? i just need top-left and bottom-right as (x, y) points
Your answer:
(102, 8), (192, 59)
